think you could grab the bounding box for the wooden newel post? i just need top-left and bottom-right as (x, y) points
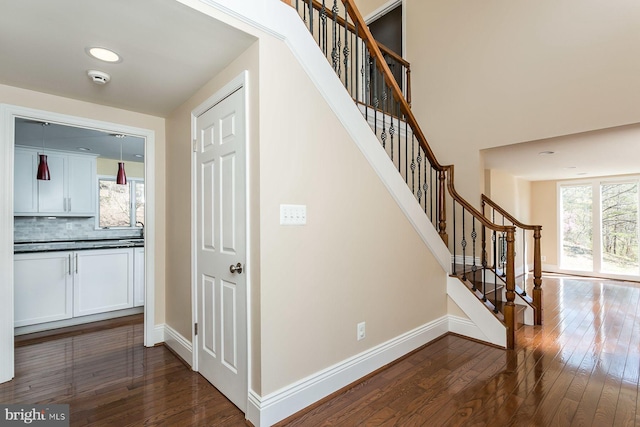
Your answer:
(438, 170), (448, 245)
(505, 227), (516, 350)
(533, 226), (543, 325)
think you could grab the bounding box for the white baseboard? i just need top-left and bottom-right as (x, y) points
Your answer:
(153, 323), (165, 345)
(164, 324), (193, 367)
(246, 316), (449, 427)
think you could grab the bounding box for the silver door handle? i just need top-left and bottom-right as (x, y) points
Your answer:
(75, 253), (78, 274)
(229, 263), (243, 274)
(68, 254), (72, 275)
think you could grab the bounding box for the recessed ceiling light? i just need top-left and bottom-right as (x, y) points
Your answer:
(86, 47), (121, 63)
(134, 154), (144, 158)
(564, 166), (576, 169)
(538, 151), (555, 155)
(77, 147), (91, 151)
(577, 172), (588, 176)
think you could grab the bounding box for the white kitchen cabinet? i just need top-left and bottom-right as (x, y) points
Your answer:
(133, 247), (145, 307)
(14, 252), (73, 327)
(14, 146), (97, 216)
(74, 248), (134, 317)
(14, 149), (38, 213)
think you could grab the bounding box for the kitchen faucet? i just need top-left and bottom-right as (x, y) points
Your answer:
(136, 221), (144, 239)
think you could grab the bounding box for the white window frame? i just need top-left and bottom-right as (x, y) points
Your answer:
(96, 174), (145, 229)
(557, 176), (640, 280)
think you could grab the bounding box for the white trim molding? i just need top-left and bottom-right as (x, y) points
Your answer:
(164, 324), (193, 367)
(246, 316), (448, 427)
(0, 104), (157, 384)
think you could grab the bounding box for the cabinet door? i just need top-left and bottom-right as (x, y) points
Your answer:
(38, 153), (66, 213)
(133, 248), (145, 307)
(14, 149), (38, 214)
(67, 155), (96, 215)
(74, 249), (134, 317)
(14, 252), (73, 327)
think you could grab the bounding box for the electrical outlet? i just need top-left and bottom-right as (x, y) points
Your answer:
(357, 322), (366, 341)
(541, 255), (546, 262)
(66, 223), (73, 230)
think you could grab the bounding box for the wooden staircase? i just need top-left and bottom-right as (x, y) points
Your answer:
(284, 0), (543, 349)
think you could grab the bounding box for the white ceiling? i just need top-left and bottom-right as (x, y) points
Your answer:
(482, 123), (640, 182)
(14, 118), (145, 162)
(0, 0), (256, 117)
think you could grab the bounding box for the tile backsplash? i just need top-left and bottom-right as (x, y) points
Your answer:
(14, 217), (143, 242)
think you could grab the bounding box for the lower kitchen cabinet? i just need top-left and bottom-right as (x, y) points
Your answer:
(74, 248), (134, 317)
(133, 247), (145, 307)
(14, 252), (73, 327)
(14, 247), (137, 327)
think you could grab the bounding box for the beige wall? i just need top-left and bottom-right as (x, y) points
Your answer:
(164, 29), (448, 397)
(0, 84), (166, 325)
(97, 158), (144, 178)
(357, 0), (640, 206)
(486, 169), (532, 224)
(531, 180), (558, 266)
(257, 35), (446, 395)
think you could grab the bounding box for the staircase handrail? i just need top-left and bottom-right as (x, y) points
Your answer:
(481, 194), (540, 231)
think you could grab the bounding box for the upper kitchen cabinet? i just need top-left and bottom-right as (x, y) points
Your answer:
(15, 146), (97, 216)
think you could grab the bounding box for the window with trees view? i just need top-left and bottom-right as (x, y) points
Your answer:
(99, 178), (145, 228)
(560, 180), (639, 277)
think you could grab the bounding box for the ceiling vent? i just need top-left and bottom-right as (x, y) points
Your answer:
(87, 70), (111, 85)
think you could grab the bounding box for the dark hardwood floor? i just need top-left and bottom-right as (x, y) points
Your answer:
(2, 274), (639, 426)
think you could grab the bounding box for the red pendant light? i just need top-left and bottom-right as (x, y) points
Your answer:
(37, 154), (51, 180)
(116, 136), (127, 185)
(36, 122), (51, 181)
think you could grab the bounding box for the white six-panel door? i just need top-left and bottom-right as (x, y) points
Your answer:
(195, 86), (247, 411)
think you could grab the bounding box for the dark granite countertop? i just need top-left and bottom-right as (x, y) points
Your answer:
(14, 238), (144, 254)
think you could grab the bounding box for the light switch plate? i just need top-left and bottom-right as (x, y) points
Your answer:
(280, 204), (307, 225)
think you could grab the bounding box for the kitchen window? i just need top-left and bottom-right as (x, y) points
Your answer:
(98, 177), (145, 228)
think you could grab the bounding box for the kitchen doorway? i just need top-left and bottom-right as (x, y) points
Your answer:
(0, 104), (157, 383)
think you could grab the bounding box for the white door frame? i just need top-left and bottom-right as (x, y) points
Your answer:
(190, 71), (251, 392)
(0, 104), (157, 383)
(364, 0), (407, 61)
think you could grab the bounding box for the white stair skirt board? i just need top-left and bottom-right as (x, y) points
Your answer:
(447, 276), (506, 348)
(246, 317), (449, 427)
(164, 324), (193, 368)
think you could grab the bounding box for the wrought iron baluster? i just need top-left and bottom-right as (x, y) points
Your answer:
(404, 116), (409, 184)
(389, 98), (395, 161)
(331, 0), (338, 72)
(453, 200), (457, 275)
(354, 19), (358, 102)
(320, 0), (327, 57)
(416, 147), (422, 205)
(471, 217), (478, 291)
(410, 134), (416, 194)
(521, 228), (527, 296)
(381, 79), (387, 149)
(461, 208), (467, 281)
(492, 229), (498, 313)
(308, 0), (313, 36)
(343, 2), (349, 90)
(373, 57), (378, 135)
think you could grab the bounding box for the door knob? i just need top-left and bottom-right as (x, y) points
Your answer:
(230, 263), (243, 274)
